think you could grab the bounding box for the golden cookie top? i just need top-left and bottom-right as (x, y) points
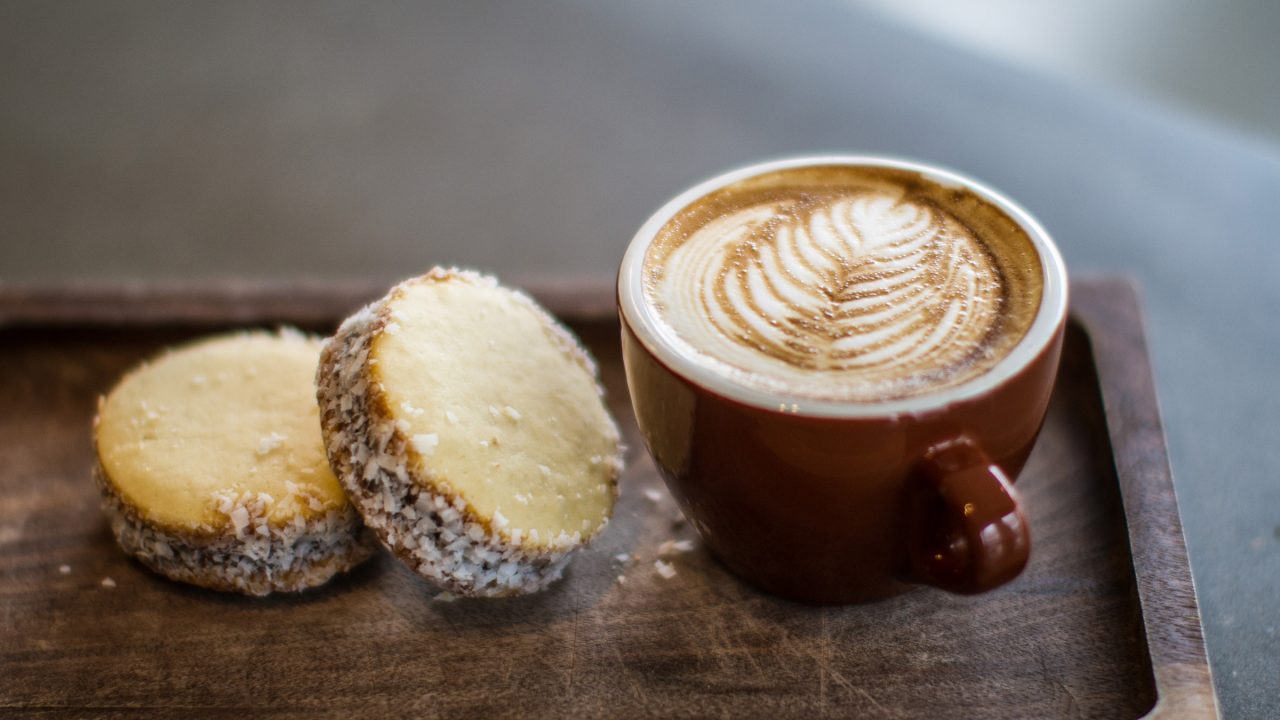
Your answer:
(95, 331), (347, 533)
(368, 272), (620, 546)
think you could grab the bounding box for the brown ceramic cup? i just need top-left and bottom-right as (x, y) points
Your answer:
(617, 156), (1069, 604)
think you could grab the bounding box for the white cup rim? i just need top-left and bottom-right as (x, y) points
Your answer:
(618, 155), (1069, 418)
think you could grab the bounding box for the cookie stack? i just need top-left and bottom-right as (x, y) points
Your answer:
(93, 269), (623, 597)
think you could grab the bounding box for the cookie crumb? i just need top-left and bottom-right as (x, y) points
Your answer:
(411, 433), (439, 455)
(658, 539), (695, 557)
(654, 560), (677, 580)
(101, 577), (117, 589)
(256, 431), (288, 455)
(644, 489), (663, 503)
(58, 564), (71, 575)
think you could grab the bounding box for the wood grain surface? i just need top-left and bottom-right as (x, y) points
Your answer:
(0, 277), (1214, 719)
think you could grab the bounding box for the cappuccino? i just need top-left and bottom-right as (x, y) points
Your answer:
(642, 165), (1043, 403)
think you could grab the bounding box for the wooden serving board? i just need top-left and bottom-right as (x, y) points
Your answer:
(0, 277), (1215, 719)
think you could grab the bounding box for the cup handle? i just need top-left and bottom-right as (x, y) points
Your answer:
(906, 436), (1031, 594)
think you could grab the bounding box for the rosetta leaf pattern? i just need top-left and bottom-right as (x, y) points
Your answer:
(704, 191), (1003, 386)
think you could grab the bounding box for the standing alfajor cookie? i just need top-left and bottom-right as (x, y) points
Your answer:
(317, 268), (623, 597)
(94, 330), (377, 596)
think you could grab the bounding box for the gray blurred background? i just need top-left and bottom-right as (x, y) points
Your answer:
(2, 1), (1278, 717)
(857, 0), (1280, 146)
(3, 0), (1279, 282)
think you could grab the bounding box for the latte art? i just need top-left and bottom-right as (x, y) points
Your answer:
(644, 166), (1043, 402)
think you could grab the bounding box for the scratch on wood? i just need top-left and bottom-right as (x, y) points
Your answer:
(708, 607), (766, 680)
(611, 645), (647, 704)
(812, 611), (858, 702)
(1057, 679), (1080, 718)
(822, 657), (858, 696)
(855, 687), (890, 715)
(1040, 653), (1080, 718)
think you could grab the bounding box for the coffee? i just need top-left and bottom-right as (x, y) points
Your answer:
(641, 165), (1044, 403)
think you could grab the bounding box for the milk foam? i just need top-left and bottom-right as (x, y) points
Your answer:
(644, 170), (1040, 402)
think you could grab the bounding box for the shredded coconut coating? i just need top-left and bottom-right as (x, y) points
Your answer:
(93, 463), (377, 596)
(316, 268), (623, 598)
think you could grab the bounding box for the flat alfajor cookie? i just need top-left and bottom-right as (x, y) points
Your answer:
(93, 330), (377, 596)
(317, 268), (623, 597)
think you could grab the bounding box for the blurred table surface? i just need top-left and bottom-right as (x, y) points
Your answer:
(2, 1), (1278, 716)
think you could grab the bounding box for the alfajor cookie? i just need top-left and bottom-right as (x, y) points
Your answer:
(93, 330), (377, 596)
(316, 268), (623, 597)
